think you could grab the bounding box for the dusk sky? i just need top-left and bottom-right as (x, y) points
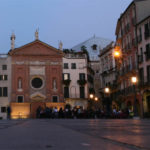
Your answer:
(0, 0), (132, 53)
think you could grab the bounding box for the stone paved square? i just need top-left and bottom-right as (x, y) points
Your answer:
(0, 119), (150, 150)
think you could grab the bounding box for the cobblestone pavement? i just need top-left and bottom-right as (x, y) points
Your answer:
(0, 119), (150, 150)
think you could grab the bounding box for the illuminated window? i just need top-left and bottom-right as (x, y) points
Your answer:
(63, 73), (70, 80)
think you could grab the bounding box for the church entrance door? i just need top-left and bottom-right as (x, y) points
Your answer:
(30, 102), (46, 118)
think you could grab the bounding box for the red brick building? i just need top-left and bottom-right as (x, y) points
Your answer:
(9, 39), (64, 118)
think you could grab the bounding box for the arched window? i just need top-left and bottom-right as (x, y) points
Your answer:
(18, 78), (22, 89)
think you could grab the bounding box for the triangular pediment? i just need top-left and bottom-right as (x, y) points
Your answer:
(9, 40), (63, 56)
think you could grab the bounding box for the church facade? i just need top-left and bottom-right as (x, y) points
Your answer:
(9, 33), (64, 118)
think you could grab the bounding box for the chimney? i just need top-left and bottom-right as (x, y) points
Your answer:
(10, 32), (16, 50)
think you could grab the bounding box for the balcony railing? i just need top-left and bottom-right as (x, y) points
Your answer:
(119, 63), (137, 77)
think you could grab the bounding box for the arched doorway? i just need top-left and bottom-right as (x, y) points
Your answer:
(30, 92), (46, 118)
(30, 102), (46, 118)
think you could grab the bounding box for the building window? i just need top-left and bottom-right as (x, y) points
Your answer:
(31, 77), (43, 89)
(0, 87), (8, 97)
(80, 86), (85, 98)
(64, 63), (69, 69)
(145, 44), (150, 60)
(17, 96), (24, 103)
(1, 107), (6, 113)
(3, 87), (8, 97)
(71, 63), (76, 69)
(52, 96), (58, 102)
(0, 87), (2, 97)
(63, 73), (70, 80)
(64, 87), (69, 98)
(79, 73), (85, 80)
(147, 66), (150, 83)
(0, 75), (8, 81)
(145, 23), (150, 39)
(92, 44), (97, 50)
(2, 65), (7, 70)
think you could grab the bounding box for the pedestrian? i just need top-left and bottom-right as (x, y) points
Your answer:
(7, 106), (11, 119)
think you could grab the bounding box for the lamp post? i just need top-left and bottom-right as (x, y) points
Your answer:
(104, 87), (111, 116)
(131, 76), (138, 118)
(88, 94), (94, 110)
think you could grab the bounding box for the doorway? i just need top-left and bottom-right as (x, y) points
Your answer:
(30, 102), (46, 118)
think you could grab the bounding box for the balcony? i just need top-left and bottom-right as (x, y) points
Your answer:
(77, 79), (87, 86)
(62, 79), (71, 86)
(87, 75), (94, 84)
(119, 63), (137, 78)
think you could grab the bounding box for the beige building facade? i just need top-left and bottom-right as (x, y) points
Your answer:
(0, 55), (11, 119)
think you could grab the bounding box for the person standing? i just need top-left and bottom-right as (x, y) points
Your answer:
(7, 106), (11, 119)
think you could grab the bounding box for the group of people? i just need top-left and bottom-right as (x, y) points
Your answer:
(36, 106), (133, 119)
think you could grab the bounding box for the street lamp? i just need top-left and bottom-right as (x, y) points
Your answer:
(131, 77), (137, 84)
(104, 87), (111, 116)
(89, 94), (94, 99)
(104, 87), (110, 94)
(131, 76), (138, 118)
(114, 46), (121, 58)
(94, 97), (98, 101)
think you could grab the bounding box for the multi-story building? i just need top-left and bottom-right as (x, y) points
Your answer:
(99, 42), (117, 107)
(0, 55), (11, 119)
(115, 0), (150, 115)
(63, 51), (94, 109)
(72, 35), (112, 99)
(137, 16), (150, 114)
